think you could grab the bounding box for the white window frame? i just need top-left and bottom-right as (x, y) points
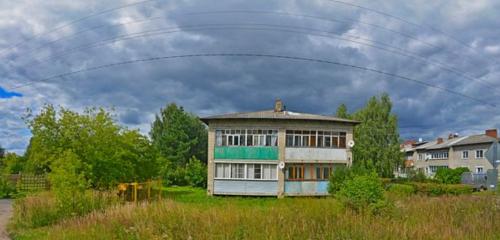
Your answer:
(476, 150), (484, 159)
(214, 163), (278, 180)
(475, 166), (484, 174)
(462, 150), (469, 159)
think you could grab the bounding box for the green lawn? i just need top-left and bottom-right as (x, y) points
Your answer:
(9, 187), (500, 240)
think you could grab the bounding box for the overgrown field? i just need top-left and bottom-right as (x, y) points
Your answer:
(9, 187), (500, 240)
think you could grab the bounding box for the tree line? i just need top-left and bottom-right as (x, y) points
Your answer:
(1, 93), (402, 190)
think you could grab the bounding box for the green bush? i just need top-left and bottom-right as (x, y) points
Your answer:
(408, 182), (473, 196)
(434, 167), (470, 184)
(406, 169), (428, 182)
(336, 174), (385, 211)
(328, 166), (354, 194)
(48, 150), (89, 216)
(185, 157), (207, 188)
(0, 176), (16, 198)
(387, 183), (415, 197)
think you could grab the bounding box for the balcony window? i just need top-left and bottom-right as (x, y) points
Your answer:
(285, 130), (348, 148)
(215, 129), (278, 147)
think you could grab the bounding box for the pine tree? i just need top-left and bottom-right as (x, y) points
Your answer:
(150, 103), (207, 167)
(335, 103), (350, 119)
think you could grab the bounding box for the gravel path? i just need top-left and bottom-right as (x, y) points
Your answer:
(0, 199), (12, 240)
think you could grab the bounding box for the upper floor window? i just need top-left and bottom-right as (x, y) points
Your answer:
(285, 130), (346, 148)
(476, 150), (484, 159)
(429, 151), (448, 160)
(418, 153), (425, 161)
(215, 129), (278, 147)
(462, 151), (469, 159)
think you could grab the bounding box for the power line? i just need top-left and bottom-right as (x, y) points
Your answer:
(326, 0), (473, 50)
(9, 52), (494, 107)
(183, 10), (459, 58)
(22, 23), (494, 89)
(0, 0), (159, 55)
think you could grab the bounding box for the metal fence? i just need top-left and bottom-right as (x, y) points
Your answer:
(117, 180), (162, 203)
(14, 173), (50, 192)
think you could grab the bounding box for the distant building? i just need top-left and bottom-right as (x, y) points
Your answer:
(201, 99), (359, 197)
(401, 129), (498, 177)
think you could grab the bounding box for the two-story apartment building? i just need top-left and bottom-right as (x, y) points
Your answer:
(201, 100), (359, 197)
(402, 129), (498, 177)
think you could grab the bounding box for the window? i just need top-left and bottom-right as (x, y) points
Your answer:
(285, 130), (348, 148)
(315, 165), (332, 180)
(428, 165), (448, 173)
(476, 150), (484, 159)
(254, 164), (261, 179)
(418, 153), (424, 161)
(462, 151), (469, 159)
(215, 129), (278, 147)
(215, 163), (231, 178)
(287, 165), (304, 180)
(287, 164), (334, 181)
(429, 151), (448, 160)
(476, 166), (484, 174)
(215, 163), (277, 180)
(231, 164), (245, 179)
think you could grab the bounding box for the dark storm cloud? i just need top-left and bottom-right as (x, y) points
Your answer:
(1, 0), (500, 154)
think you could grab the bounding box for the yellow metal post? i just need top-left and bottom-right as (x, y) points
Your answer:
(147, 180), (151, 201)
(132, 182), (138, 204)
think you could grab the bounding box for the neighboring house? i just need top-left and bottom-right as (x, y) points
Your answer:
(402, 129), (498, 177)
(200, 99), (359, 197)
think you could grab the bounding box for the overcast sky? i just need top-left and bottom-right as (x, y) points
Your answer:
(1, 0), (500, 154)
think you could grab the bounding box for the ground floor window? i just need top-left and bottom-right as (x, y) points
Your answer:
(215, 163), (277, 180)
(286, 163), (339, 181)
(428, 165), (448, 173)
(476, 166), (484, 174)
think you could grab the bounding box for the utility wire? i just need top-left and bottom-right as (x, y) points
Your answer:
(183, 10), (459, 58)
(9, 52), (494, 107)
(326, 0), (473, 50)
(0, 0), (159, 55)
(23, 23), (494, 89)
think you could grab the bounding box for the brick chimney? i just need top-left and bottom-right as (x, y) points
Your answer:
(485, 129), (497, 138)
(274, 99), (284, 112)
(436, 137), (444, 144)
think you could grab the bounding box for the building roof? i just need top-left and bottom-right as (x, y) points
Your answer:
(404, 134), (497, 152)
(453, 134), (498, 146)
(200, 109), (360, 124)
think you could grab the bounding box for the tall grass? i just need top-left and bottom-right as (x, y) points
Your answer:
(10, 188), (500, 240)
(9, 190), (120, 234)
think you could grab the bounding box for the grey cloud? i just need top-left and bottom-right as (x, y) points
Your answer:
(0, 0), (500, 153)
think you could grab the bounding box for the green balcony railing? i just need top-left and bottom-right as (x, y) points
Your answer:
(214, 146), (279, 160)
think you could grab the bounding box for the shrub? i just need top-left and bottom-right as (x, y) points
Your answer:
(406, 169), (428, 182)
(48, 150), (89, 216)
(328, 166), (354, 194)
(409, 182), (473, 196)
(336, 174), (384, 211)
(0, 176), (16, 198)
(387, 183), (415, 197)
(185, 157), (207, 188)
(434, 167), (470, 184)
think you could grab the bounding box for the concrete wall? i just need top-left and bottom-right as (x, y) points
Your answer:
(213, 180), (278, 196)
(285, 148), (347, 162)
(284, 181), (329, 196)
